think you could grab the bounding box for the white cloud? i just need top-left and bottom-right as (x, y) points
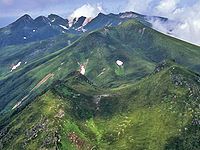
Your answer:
(69, 3), (104, 19)
(151, 1), (200, 46)
(156, 0), (180, 15)
(125, 0), (153, 14)
(171, 2), (200, 45)
(125, 0), (200, 46)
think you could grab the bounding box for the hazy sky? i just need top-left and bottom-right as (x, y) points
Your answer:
(0, 0), (197, 26)
(0, 0), (200, 45)
(0, 0), (125, 27)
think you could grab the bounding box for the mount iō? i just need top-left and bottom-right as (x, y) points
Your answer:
(0, 11), (200, 150)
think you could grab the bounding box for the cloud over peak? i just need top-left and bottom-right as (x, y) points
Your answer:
(69, 3), (104, 19)
(125, 0), (153, 14)
(156, 0), (180, 15)
(125, 0), (200, 46)
(0, 0), (199, 46)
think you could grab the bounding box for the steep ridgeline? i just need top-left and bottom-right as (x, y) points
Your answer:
(0, 12), (168, 47)
(1, 19), (200, 125)
(0, 61), (199, 150)
(0, 14), (70, 47)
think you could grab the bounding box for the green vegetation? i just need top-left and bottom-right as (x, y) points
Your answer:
(0, 61), (200, 149)
(0, 33), (79, 78)
(0, 19), (200, 149)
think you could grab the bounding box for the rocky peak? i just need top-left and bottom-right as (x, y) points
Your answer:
(34, 16), (51, 27)
(71, 16), (86, 29)
(11, 14), (34, 28)
(154, 59), (176, 73)
(97, 12), (107, 17)
(48, 14), (69, 27)
(19, 14), (33, 21)
(119, 11), (139, 19)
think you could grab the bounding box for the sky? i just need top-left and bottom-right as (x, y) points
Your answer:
(0, 0), (125, 27)
(0, 0), (200, 45)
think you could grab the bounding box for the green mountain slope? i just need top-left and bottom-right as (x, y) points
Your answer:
(0, 61), (199, 150)
(1, 19), (200, 138)
(0, 20), (155, 116)
(108, 20), (200, 71)
(0, 33), (79, 77)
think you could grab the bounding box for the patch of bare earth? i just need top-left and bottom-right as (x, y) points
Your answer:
(12, 73), (54, 110)
(31, 73), (54, 92)
(68, 132), (95, 150)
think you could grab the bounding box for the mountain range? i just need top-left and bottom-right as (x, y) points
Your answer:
(0, 12), (168, 47)
(0, 11), (199, 150)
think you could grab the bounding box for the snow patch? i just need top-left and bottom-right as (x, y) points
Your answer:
(77, 26), (87, 32)
(108, 23), (113, 27)
(12, 101), (22, 110)
(78, 59), (89, 75)
(82, 28), (87, 32)
(11, 62), (21, 72)
(116, 60), (124, 66)
(59, 25), (68, 30)
(83, 17), (92, 26)
(120, 13), (138, 19)
(97, 72), (104, 77)
(80, 65), (86, 75)
(142, 28), (146, 36)
(12, 94), (29, 110)
(118, 22), (122, 25)
(68, 20), (74, 28)
(68, 40), (71, 45)
(104, 28), (109, 33)
(97, 68), (106, 77)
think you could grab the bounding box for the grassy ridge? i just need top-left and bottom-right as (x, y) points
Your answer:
(1, 19), (200, 116)
(0, 61), (200, 149)
(0, 19), (200, 149)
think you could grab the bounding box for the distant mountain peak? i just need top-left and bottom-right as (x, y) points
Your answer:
(97, 12), (107, 17)
(71, 16), (86, 28)
(34, 16), (49, 22)
(15, 14), (33, 23)
(47, 14), (68, 27)
(119, 11), (141, 19)
(0, 11), (172, 47)
(11, 14), (34, 28)
(48, 14), (60, 18)
(19, 14), (33, 20)
(34, 16), (51, 27)
(48, 14), (65, 21)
